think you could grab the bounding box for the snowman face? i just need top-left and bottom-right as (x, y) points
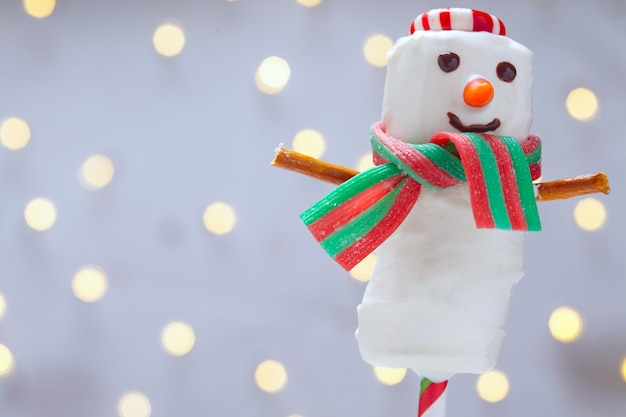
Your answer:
(382, 31), (533, 143)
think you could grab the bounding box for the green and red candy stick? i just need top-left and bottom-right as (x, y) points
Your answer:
(418, 378), (449, 417)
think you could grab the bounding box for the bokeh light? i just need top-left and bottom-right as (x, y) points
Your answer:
(255, 56), (291, 94)
(0, 344), (15, 378)
(161, 321), (196, 356)
(297, 0), (321, 7)
(23, 0), (55, 18)
(203, 202), (236, 235)
(357, 153), (376, 172)
(255, 359), (287, 393)
(549, 306), (584, 343)
(24, 197), (57, 231)
(292, 129), (326, 159)
(566, 87), (599, 121)
(153, 23), (185, 57)
(79, 155), (115, 190)
(72, 266), (108, 302)
(0, 293), (5, 319)
(373, 366), (406, 385)
(476, 369), (510, 402)
(363, 34), (393, 67)
(621, 357), (626, 384)
(0, 117), (31, 150)
(574, 198), (607, 231)
(117, 391), (151, 417)
(349, 253), (376, 282)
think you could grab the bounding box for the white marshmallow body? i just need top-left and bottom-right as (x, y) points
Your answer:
(355, 30), (534, 381)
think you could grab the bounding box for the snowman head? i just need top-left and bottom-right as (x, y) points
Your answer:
(382, 8), (533, 144)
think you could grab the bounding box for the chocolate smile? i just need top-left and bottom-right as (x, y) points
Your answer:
(447, 112), (501, 133)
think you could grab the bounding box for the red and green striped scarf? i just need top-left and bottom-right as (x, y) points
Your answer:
(301, 121), (542, 271)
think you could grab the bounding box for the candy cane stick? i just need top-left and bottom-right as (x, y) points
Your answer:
(418, 377), (448, 417)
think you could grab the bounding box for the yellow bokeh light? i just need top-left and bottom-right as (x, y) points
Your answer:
(349, 253), (376, 282)
(153, 23), (186, 57)
(255, 56), (291, 94)
(292, 129), (326, 159)
(566, 87), (599, 121)
(203, 202), (237, 235)
(0, 117), (31, 150)
(357, 153), (376, 172)
(621, 357), (626, 383)
(0, 344), (15, 378)
(549, 306), (584, 343)
(161, 321), (196, 356)
(363, 34), (393, 67)
(297, 0), (322, 7)
(574, 198), (606, 231)
(117, 391), (151, 417)
(0, 293), (5, 319)
(255, 359), (287, 393)
(373, 366), (406, 385)
(476, 369), (510, 403)
(72, 266), (108, 303)
(79, 155), (115, 190)
(23, 0), (55, 19)
(24, 197), (57, 231)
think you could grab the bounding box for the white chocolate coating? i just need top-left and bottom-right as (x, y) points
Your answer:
(355, 30), (534, 381)
(382, 31), (533, 144)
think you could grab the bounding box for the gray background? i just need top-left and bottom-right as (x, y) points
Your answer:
(0, 0), (624, 416)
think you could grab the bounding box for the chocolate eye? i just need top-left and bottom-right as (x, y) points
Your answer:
(438, 52), (460, 73)
(496, 61), (516, 82)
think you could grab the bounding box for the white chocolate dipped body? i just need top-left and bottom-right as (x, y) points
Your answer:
(355, 31), (534, 381)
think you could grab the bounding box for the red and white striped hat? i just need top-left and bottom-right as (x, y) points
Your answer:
(410, 8), (506, 36)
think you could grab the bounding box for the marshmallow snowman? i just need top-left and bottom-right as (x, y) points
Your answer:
(355, 8), (535, 381)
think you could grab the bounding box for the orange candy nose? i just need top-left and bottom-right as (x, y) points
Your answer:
(463, 78), (494, 107)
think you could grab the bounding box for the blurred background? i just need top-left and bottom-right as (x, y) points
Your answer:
(0, 0), (623, 416)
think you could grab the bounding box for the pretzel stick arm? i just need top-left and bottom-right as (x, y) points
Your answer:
(271, 146), (358, 185)
(535, 172), (610, 201)
(271, 147), (610, 201)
